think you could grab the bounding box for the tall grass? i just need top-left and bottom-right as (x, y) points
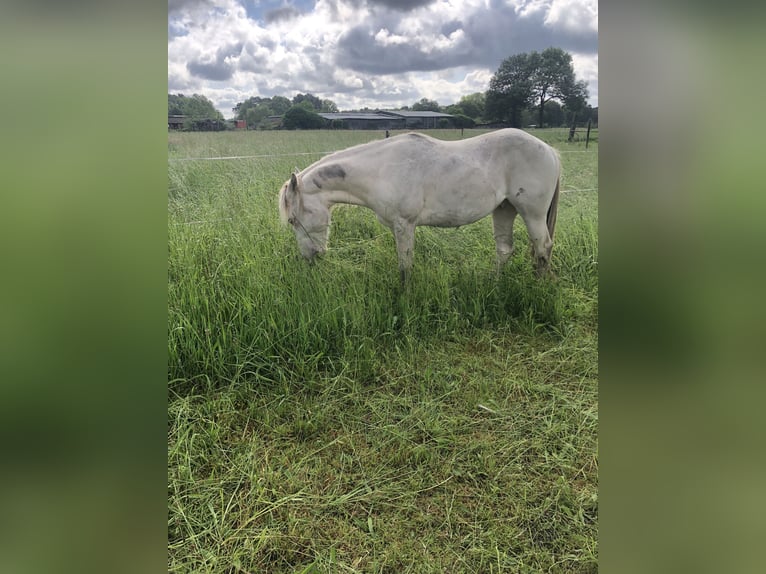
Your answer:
(169, 130), (596, 387)
(168, 129), (598, 573)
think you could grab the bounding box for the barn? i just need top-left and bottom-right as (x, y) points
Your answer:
(168, 115), (186, 130)
(318, 112), (404, 130)
(380, 110), (455, 129)
(318, 110), (455, 130)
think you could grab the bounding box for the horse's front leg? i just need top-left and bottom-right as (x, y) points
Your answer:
(392, 219), (415, 284)
(492, 200), (518, 273)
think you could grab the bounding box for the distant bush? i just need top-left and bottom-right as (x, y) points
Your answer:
(282, 106), (326, 130)
(452, 114), (476, 129)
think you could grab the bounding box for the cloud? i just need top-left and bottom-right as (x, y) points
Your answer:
(334, 0), (596, 75)
(264, 6), (303, 24)
(336, 26), (473, 73)
(168, 0), (214, 15)
(185, 41), (243, 82)
(168, 0), (598, 115)
(363, 0), (437, 11)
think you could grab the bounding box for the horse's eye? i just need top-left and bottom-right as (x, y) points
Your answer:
(288, 217), (295, 225)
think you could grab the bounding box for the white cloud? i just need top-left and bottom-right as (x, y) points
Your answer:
(374, 28), (410, 46)
(168, 0), (598, 116)
(544, 0), (598, 34)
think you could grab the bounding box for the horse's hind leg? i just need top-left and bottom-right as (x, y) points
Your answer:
(492, 200), (518, 271)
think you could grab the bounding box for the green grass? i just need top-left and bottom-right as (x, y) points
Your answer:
(168, 128), (598, 573)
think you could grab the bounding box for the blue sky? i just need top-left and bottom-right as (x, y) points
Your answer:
(168, 0), (598, 118)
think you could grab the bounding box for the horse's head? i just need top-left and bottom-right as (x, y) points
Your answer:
(278, 172), (330, 262)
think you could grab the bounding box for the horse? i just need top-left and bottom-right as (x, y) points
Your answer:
(278, 129), (561, 283)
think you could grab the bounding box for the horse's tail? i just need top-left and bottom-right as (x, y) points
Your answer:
(547, 173), (560, 243)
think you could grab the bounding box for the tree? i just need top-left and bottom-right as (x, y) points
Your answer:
(282, 106), (326, 130)
(168, 93), (225, 130)
(485, 53), (535, 127)
(233, 96), (264, 119)
(292, 93), (323, 111)
(561, 77), (589, 120)
(530, 47), (586, 128)
(560, 75), (589, 139)
(320, 99), (339, 113)
(451, 114), (476, 129)
(269, 96), (292, 115)
(411, 98), (441, 112)
(232, 95), (297, 129)
(444, 104), (464, 116)
(485, 48), (589, 128)
(457, 92), (486, 120)
(542, 100), (565, 127)
(168, 93), (223, 120)
(245, 104), (272, 129)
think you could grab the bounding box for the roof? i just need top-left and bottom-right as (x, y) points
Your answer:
(381, 110), (454, 118)
(319, 110), (455, 120)
(318, 112), (395, 121)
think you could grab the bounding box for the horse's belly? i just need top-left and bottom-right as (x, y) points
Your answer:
(417, 206), (490, 227)
(418, 193), (498, 227)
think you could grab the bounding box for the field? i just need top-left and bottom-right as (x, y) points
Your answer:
(168, 128), (598, 573)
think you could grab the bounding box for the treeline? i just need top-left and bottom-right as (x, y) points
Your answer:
(169, 47), (596, 131)
(168, 93), (225, 131)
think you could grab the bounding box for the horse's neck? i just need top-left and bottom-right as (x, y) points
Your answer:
(323, 188), (367, 208)
(306, 164), (368, 208)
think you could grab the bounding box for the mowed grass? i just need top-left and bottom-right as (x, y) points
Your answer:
(168, 129), (598, 573)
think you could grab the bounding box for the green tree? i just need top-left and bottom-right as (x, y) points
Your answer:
(444, 104), (464, 116)
(168, 93), (224, 130)
(292, 93), (323, 111)
(457, 92), (485, 119)
(561, 77), (589, 139)
(269, 96), (292, 115)
(542, 100), (565, 127)
(233, 95), (295, 124)
(485, 53), (535, 127)
(561, 77), (589, 120)
(233, 96), (265, 119)
(412, 98), (441, 112)
(168, 93), (223, 120)
(282, 106), (326, 130)
(530, 47), (586, 128)
(451, 114), (476, 129)
(245, 104), (273, 129)
(320, 99), (339, 113)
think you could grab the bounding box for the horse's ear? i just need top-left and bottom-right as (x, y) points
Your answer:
(289, 172), (299, 191)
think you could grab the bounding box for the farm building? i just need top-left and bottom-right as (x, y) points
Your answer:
(168, 115), (186, 130)
(318, 110), (455, 130)
(318, 112), (404, 130)
(168, 114), (226, 131)
(382, 110), (455, 129)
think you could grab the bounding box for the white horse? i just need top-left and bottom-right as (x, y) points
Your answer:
(278, 129), (561, 282)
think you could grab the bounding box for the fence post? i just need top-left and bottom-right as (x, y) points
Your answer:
(585, 119), (592, 149)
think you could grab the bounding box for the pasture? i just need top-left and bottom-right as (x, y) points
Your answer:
(168, 128), (598, 573)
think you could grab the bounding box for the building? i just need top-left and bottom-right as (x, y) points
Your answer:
(168, 115), (186, 130)
(381, 110), (455, 129)
(168, 114), (226, 131)
(318, 110), (455, 130)
(318, 112), (405, 130)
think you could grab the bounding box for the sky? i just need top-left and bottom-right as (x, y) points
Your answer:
(168, 0), (598, 118)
